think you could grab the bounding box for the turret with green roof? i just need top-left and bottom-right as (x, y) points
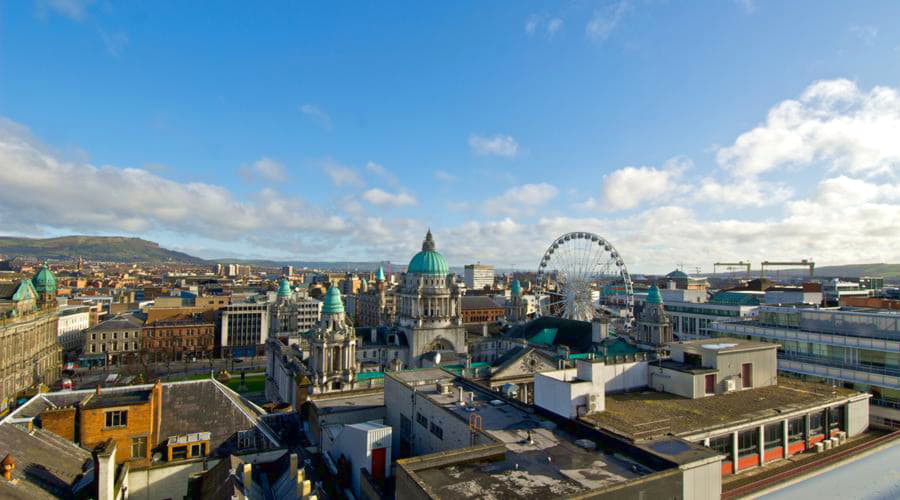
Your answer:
(375, 265), (386, 282)
(646, 284), (663, 305)
(510, 279), (522, 296)
(277, 278), (292, 298)
(322, 286), (345, 314)
(32, 264), (57, 295)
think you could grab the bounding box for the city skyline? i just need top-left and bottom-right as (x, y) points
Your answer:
(2, 1), (900, 273)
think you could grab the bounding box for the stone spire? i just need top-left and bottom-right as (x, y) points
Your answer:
(422, 229), (436, 252)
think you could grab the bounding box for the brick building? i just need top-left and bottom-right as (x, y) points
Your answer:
(460, 295), (504, 323)
(142, 314), (215, 362)
(83, 313), (144, 367)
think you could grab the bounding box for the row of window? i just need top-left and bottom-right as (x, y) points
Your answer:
(91, 330), (137, 341)
(89, 341), (139, 353)
(707, 407), (845, 458)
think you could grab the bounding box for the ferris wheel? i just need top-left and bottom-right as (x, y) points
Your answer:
(536, 232), (634, 323)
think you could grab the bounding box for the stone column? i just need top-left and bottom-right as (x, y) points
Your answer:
(782, 419), (790, 459)
(758, 425), (766, 466)
(732, 431), (740, 474)
(804, 414), (811, 449)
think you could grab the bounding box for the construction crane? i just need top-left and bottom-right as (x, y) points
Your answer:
(760, 260), (815, 278)
(713, 261), (752, 276)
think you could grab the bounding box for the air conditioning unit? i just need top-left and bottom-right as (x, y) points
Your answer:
(725, 379), (737, 392)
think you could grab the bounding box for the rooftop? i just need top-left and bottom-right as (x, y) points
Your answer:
(82, 388), (152, 409)
(310, 389), (385, 415)
(405, 378), (648, 498)
(671, 337), (776, 354)
(460, 295), (503, 310)
(583, 378), (864, 441)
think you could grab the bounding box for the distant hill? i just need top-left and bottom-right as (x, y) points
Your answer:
(0, 236), (205, 263)
(707, 263), (900, 280)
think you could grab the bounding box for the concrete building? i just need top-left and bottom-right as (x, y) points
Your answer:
(269, 278), (322, 336)
(0, 269), (61, 416)
(823, 279), (870, 305)
(386, 368), (722, 499)
(530, 337), (870, 477)
(264, 338), (309, 410)
(57, 305), (91, 351)
(322, 420), (392, 498)
(712, 305), (900, 429)
(463, 263), (494, 290)
(83, 314), (144, 366)
(355, 265), (397, 327)
(219, 301), (270, 357)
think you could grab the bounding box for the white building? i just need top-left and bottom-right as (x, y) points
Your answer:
(220, 301), (270, 356)
(322, 420), (392, 497)
(57, 305), (91, 351)
(463, 263), (494, 290)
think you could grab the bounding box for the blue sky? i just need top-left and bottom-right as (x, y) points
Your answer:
(1, 1), (899, 273)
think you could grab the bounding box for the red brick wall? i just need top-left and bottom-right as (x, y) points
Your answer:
(40, 407), (76, 441)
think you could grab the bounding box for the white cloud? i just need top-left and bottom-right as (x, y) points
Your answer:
(323, 160), (363, 187)
(694, 178), (793, 207)
(586, 1), (629, 41)
(717, 79), (900, 178)
(365, 161), (399, 187)
(434, 170), (457, 183)
(251, 157), (287, 182)
(547, 18), (564, 37)
(734, 0), (756, 14)
(469, 133), (519, 158)
(850, 25), (878, 45)
(300, 104), (332, 131)
(526, 14), (564, 38)
(483, 183), (559, 215)
(362, 188), (417, 207)
(601, 158), (689, 210)
(0, 118), (345, 240)
(39, 0), (94, 21)
(99, 29), (128, 57)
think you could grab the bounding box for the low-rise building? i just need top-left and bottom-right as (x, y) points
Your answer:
(142, 313), (215, 362)
(82, 313), (144, 366)
(460, 295), (504, 323)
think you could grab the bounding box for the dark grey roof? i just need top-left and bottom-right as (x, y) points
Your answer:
(89, 314), (144, 331)
(0, 424), (92, 499)
(158, 380), (279, 457)
(504, 316), (595, 352)
(82, 388), (151, 409)
(0, 282), (20, 300)
(460, 296), (502, 310)
(354, 325), (410, 347)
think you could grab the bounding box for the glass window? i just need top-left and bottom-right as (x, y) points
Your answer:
(417, 413), (428, 428)
(430, 422), (443, 440)
(191, 444), (202, 457)
(809, 411), (825, 436)
(131, 436), (147, 458)
(105, 410), (128, 428)
(738, 429), (758, 457)
(765, 423), (782, 450)
(708, 435), (731, 455)
(171, 445), (188, 460)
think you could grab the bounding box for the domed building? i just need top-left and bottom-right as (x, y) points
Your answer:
(636, 284), (673, 347)
(31, 264), (57, 306)
(270, 278), (323, 337)
(308, 286), (360, 393)
(505, 279), (526, 323)
(396, 230), (467, 368)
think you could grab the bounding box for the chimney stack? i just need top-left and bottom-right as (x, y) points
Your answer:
(1, 454), (15, 481)
(95, 385), (101, 396)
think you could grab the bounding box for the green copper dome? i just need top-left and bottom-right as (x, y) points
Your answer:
(32, 264), (57, 294)
(375, 265), (386, 282)
(646, 284), (663, 305)
(407, 230), (449, 276)
(277, 278), (292, 297)
(666, 269), (688, 279)
(322, 286), (345, 314)
(510, 279), (522, 296)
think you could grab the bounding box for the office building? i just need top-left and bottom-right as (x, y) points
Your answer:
(219, 301), (270, 357)
(464, 263), (494, 290)
(712, 305), (900, 429)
